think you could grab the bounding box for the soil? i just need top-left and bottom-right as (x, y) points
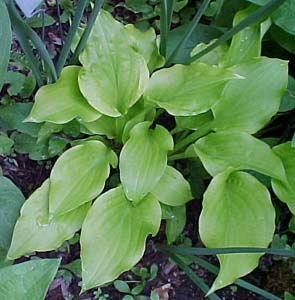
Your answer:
(1, 153), (295, 300)
(3, 1), (295, 299)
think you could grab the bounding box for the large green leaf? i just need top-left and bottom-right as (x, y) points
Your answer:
(222, 5), (263, 67)
(199, 169), (275, 294)
(78, 10), (149, 117)
(80, 186), (161, 291)
(271, 142), (295, 214)
(211, 57), (288, 133)
(0, 258), (60, 300)
(0, 1), (12, 91)
(0, 176), (24, 254)
(151, 166), (193, 206)
(0, 102), (41, 137)
(7, 180), (90, 260)
(144, 62), (239, 116)
(49, 140), (117, 216)
(26, 66), (101, 124)
(120, 122), (173, 202)
(192, 131), (286, 179)
(125, 24), (165, 72)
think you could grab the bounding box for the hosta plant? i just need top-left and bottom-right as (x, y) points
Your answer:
(7, 7), (292, 295)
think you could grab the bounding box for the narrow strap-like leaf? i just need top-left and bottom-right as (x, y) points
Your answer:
(7, 1), (57, 83)
(190, 0), (286, 63)
(192, 257), (281, 300)
(7, 3), (43, 86)
(168, 252), (222, 300)
(56, 0), (88, 75)
(70, 0), (105, 65)
(160, 245), (295, 257)
(161, 247), (282, 300)
(159, 0), (176, 57)
(165, 0), (212, 65)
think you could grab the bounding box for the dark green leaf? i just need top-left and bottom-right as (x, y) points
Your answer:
(5, 71), (26, 96)
(114, 280), (131, 293)
(0, 258), (60, 300)
(0, 1), (12, 91)
(26, 13), (56, 28)
(0, 176), (25, 252)
(279, 76), (295, 112)
(0, 102), (41, 137)
(0, 135), (14, 155)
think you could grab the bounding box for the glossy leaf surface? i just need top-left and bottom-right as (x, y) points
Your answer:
(193, 131), (285, 179)
(271, 142), (295, 214)
(222, 6), (262, 67)
(78, 10), (149, 117)
(81, 186), (161, 290)
(0, 258), (60, 300)
(26, 66), (101, 124)
(49, 140), (117, 215)
(125, 24), (165, 72)
(199, 169), (275, 293)
(7, 180), (90, 260)
(120, 122), (173, 202)
(212, 57), (288, 133)
(0, 176), (24, 253)
(151, 166), (193, 206)
(144, 62), (238, 116)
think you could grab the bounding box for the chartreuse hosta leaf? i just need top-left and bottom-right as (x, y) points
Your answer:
(212, 57), (288, 133)
(80, 186), (161, 291)
(144, 62), (240, 116)
(49, 140), (117, 216)
(26, 66), (101, 124)
(125, 24), (165, 72)
(199, 168), (275, 294)
(78, 10), (149, 117)
(222, 5), (264, 67)
(165, 205), (186, 245)
(7, 180), (90, 260)
(120, 122), (173, 202)
(271, 142), (295, 214)
(151, 166), (193, 206)
(192, 131), (286, 180)
(0, 258), (60, 300)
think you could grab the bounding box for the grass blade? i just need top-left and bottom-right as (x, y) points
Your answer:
(190, 0), (286, 63)
(192, 257), (281, 300)
(168, 252), (222, 300)
(56, 0), (89, 76)
(160, 245), (295, 257)
(160, 0), (176, 57)
(165, 0), (211, 65)
(7, 3), (43, 86)
(70, 0), (105, 65)
(7, 1), (57, 83)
